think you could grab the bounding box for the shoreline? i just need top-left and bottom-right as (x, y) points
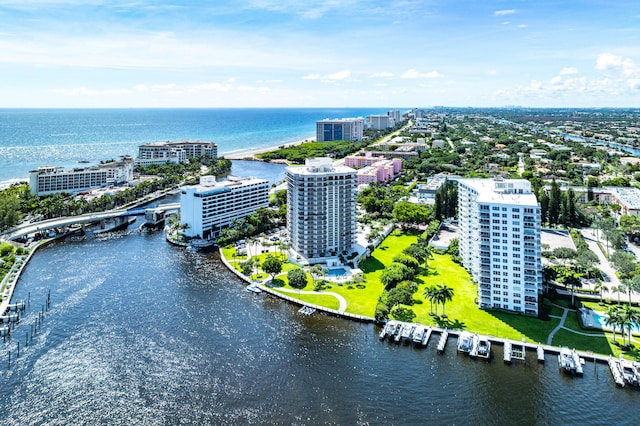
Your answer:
(223, 136), (315, 161)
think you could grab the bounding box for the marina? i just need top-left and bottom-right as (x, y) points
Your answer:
(1, 230), (639, 424)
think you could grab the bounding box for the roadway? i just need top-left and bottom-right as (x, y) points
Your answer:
(1, 203), (179, 241)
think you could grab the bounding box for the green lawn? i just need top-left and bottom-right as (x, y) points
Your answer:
(218, 231), (631, 356)
(405, 253), (560, 343)
(271, 289), (341, 310)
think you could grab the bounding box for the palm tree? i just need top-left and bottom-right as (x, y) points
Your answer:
(423, 285), (438, 315)
(622, 306), (640, 347)
(614, 284), (626, 305)
(436, 284), (454, 317)
(594, 280), (608, 304)
(605, 306), (619, 344)
(558, 267), (583, 307)
(625, 275), (640, 306)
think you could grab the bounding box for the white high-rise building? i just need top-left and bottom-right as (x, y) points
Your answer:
(457, 178), (542, 316)
(180, 175), (269, 240)
(365, 115), (395, 130)
(286, 158), (356, 262)
(29, 156), (134, 196)
(388, 110), (401, 123)
(316, 118), (364, 142)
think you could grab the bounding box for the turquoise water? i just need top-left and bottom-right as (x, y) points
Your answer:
(0, 108), (394, 183)
(591, 310), (640, 331)
(327, 267), (349, 276)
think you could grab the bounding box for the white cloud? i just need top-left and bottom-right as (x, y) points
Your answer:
(559, 67), (578, 75)
(401, 69), (441, 79)
(303, 69), (351, 82)
(370, 71), (394, 78)
(325, 69), (351, 80)
(494, 9), (516, 16)
(596, 53), (636, 76)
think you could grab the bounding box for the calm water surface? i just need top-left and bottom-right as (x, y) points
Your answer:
(0, 230), (637, 425)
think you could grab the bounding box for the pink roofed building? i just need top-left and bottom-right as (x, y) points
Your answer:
(354, 158), (402, 184)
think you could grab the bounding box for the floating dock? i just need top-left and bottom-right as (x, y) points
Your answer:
(437, 329), (448, 353)
(503, 340), (512, 363)
(608, 357), (625, 387)
(537, 345), (545, 363)
(422, 327), (433, 347)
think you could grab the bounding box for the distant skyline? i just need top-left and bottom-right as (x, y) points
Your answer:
(1, 0), (639, 108)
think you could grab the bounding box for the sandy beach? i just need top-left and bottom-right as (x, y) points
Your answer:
(223, 136), (315, 161)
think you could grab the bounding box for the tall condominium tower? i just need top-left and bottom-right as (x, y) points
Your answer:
(316, 118), (364, 142)
(286, 158), (356, 261)
(457, 178), (542, 316)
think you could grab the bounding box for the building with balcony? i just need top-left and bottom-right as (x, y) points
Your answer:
(316, 118), (364, 142)
(29, 156), (134, 196)
(457, 178), (542, 316)
(365, 115), (395, 130)
(286, 158), (356, 262)
(180, 175), (269, 240)
(137, 140), (217, 167)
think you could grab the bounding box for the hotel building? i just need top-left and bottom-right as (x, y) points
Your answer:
(29, 156), (134, 196)
(286, 158), (356, 261)
(180, 175), (269, 240)
(137, 140), (217, 167)
(457, 178), (542, 316)
(316, 118), (364, 142)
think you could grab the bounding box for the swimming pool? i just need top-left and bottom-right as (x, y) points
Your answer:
(327, 267), (349, 276)
(588, 309), (640, 331)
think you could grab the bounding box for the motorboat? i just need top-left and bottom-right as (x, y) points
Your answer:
(412, 325), (425, 344)
(457, 331), (474, 354)
(475, 336), (491, 359)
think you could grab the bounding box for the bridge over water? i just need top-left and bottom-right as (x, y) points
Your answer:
(1, 203), (179, 241)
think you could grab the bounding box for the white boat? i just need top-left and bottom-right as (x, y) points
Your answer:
(422, 327), (433, 346)
(412, 325), (425, 344)
(457, 331), (474, 354)
(558, 347), (580, 375)
(475, 336), (491, 359)
(400, 324), (415, 342)
(246, 283), (262, 293)
(619, 360), (639, 386)
(394, 324), (405, 343)
(384, 321), (399, 340)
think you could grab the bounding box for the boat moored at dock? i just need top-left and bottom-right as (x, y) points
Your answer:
(474, 336), (491, 360)
(558, 347), (583, 376)
(457, 331), (474, 354)
(412, 325), (426, 345)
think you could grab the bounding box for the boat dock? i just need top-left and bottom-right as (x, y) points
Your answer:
(437, 329), (448, 353)
(503, 340), (512, 363)
(422, 327), (433, 346)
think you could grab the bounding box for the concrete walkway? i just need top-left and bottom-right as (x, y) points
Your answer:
(547, 306), (570, 345)
(271, 286), (348, 313)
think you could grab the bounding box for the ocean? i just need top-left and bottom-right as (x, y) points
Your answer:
(0, 108), (394, 185)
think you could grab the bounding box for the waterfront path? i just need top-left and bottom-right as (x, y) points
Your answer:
(270, 287), (347, 313)
(547, 305), (570, 345)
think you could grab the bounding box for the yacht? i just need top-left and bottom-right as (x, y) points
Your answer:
(475, 336), (491, 359)
(558, 347), (582, 375)
(619, 360), (639, 386)
(412, 326), (425, 344)
(457, 331), (474, 354)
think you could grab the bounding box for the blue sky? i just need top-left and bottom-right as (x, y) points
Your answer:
(0, 0), (639, 108)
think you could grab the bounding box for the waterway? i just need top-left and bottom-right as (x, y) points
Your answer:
(0, 229), (638, 424)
